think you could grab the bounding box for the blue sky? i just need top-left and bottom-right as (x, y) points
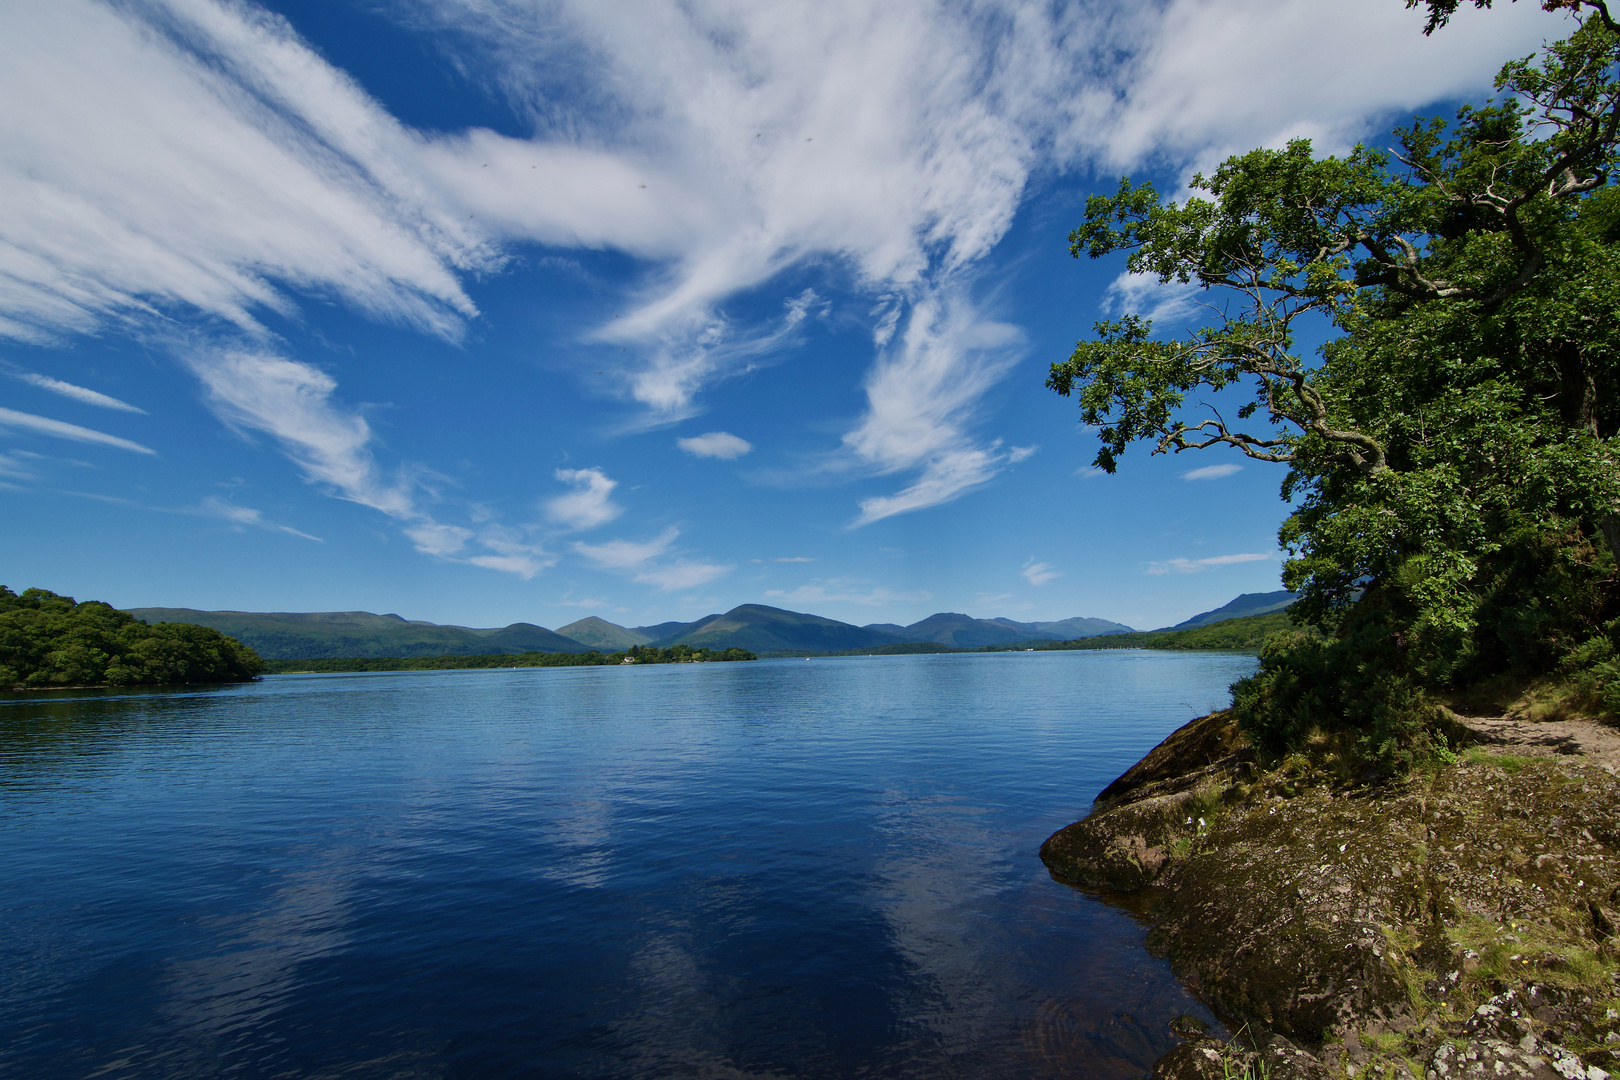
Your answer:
(0, 0), (1569, 632)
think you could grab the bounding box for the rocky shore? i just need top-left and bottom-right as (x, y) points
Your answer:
(1041, 711), (1620, 1080)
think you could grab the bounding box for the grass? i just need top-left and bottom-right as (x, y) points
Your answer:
(1461, 747), (1538, 773)
(1447, 914), (1617, 994)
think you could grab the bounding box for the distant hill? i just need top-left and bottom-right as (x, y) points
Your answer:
(635, 619), (703, 642)
(1166, 591), (1298, 631)
(655, 604), (895, 653)
(1015, 616), (1137, 639)
(554, 616), (653, 651)
(863, 612), (1135, 647)
(122, 608), (591, 660)
(884, 612), (1035, 648)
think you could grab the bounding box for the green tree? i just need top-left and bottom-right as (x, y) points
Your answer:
(0, 586), (265, 689)
(1048, 2), (1620, 760)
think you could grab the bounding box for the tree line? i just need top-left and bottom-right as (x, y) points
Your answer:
(263, 642), (756, 674)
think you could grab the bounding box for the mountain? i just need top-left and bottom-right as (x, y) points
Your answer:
(554, 616), (653, 651)
(1166, 591), (1298, 631)
(864, 613), (1136, 648)
(121, 608), (592, 660)
(655, 604), (896, 653)
(1014, 616), (1137, 639)
(634, 619), (704, 642)
(890, 612), (1035, 648)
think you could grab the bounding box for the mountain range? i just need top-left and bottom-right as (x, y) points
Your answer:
(124, 592), (1296, 660)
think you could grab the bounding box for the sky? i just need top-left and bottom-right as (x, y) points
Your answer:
(0, 0), (1573, 632)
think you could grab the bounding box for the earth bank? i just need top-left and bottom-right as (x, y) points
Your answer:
(1041, 711), (1620, 1080)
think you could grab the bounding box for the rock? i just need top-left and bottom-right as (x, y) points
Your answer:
(1170, 1014), (1211, 1037)
(1040, 786), (1201, 890)
(1041, 711), (1620, 1080)
(1430, 1038), (1563, 1080)
(1262, 1034), (1331, 1080)
(1151, 1035), (1245, 1080)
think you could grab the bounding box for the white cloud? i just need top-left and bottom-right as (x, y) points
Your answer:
(677, 431), (753, 460)
(774, 557), (815, 563)
(0, 451), (41, 481)
(573, 525), (730, 590)
(764, 581), (929, 607)
(0, 405), (154, 455)
(0, 0), (1568, 537)
(6, 368), (144, 413)
(1145, 552), (1275, 575)
(1021, 558), (1060, 586)
(0, 0), (489, 345)
(1100, 272), (1204, 326)
(546, 467), (623, 530)
(633, 561), (731, 591)
(1074, 0), (1565, 171)
(190, 348), (551, 576)
(405, 522), (474, 556)
(1182, 463), (1243, 481)
(195, 495), (321, 541)
(843, 290), (1030, 525)
(186, 349), (412, 516)
(574, 527), (680, 571)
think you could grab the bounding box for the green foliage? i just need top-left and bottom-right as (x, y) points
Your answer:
(1036, 610), (1300, 652)
(263, 642), (755, 674)
(0, 586), (265, 689)
(1052, 9), (1620, 764)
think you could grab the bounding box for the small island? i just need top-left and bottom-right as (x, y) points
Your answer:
(0, 586), (265, 689)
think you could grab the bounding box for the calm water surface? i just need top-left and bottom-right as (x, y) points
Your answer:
(0, 650), (1256, 1079)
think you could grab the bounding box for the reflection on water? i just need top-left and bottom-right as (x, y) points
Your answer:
(0, 651), (1257, 1079)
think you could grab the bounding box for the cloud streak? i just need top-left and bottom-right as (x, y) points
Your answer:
(0, 0), (491, 345)
(0, 405), (155, 455)
(1145, 552), (1275, 575)
(1182, 463), (1243, 481)
(5, 367), (145, 413)
(574, 526), (731, 591)
(1021, 558), (1060, 586)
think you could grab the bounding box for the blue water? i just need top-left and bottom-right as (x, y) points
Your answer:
(0, 650), (1256, 1080)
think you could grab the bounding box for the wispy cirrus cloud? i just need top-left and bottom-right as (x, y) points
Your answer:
(573, 525), (730, 591)
(194, 495), (321, 541)
(763, 580), (929, 608)
(4, 366), (145, 413)
(1182, 462), (1243, 481)
(1021, 558), (1060, 586)
(1144, 552), (1275, 575)
(189, 347), (552, 576)
(0, 405), (154, 455)
(0, 0), (492, 346)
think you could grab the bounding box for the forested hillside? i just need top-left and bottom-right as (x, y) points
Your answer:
(2, 587), (264, 689)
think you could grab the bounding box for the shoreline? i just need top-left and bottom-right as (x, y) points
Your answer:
(1041, 711), (1620, 1080)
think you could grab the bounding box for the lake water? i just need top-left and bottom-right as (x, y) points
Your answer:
(0, 650), (1257, 1080)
